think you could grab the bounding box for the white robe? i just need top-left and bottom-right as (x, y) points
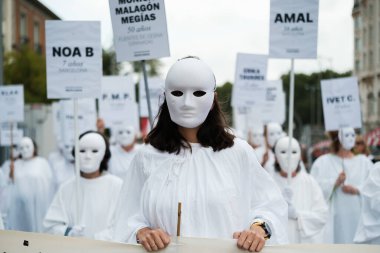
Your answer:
(273, 170), (328, 243)
(6, 157), (53, 232)
(112, 139), (288, 244)
(354, 162), (380, 244)
(49, 156), (75, 191)
(108, 145), (138, 180)
(310, 154), (372, 243)
(43, 173), (123, 238)
(254, 146), (275, 176)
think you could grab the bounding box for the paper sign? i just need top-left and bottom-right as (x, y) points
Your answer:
(99, 76), (139, 131)
(321, 77), (362, 131)
(109, 0), (170, 61)
(232, 53), (268, 107)
(139, 77), (165, 118)
(60, 99), (97, 145)
(0, 128), (23, 146)
(269, 0), (319, 58)
(0, 85), (24, 123)
(45, 21), (102, 98)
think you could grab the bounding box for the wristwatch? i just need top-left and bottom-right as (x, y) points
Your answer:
(251, 219), (272, 240)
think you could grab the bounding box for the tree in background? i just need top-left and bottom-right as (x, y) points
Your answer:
(103, 49), (121, 76)
(131, 59), (162, 77)
(4, 45), (47, 103)
(281, 69), (352, 129)
(216, 82), (233, 125)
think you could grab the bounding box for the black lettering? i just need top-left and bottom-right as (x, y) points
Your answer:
(284, 13), (295, 23)
(86, 47), (94, 57)
(274, 13), (283, 23)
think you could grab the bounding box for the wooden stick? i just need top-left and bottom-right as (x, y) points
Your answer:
(177, 202), (182, 237)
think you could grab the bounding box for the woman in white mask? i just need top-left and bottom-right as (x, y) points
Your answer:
(43, 131), (123, 239)
(6, 137), (53, 232)
(112, 57), (287, 252)
(310, 127), (373, 243)
(273, 136), (328, 243)
(108, 126), (139, 180)
(254, 122), (284, 175)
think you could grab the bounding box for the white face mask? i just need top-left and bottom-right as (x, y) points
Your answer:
(115, 126), (135, 147)
(165, 58), (215, 128)
(19, 137), (35, 160)
(249, 127), (264, 147)
(267, 123), (283, 148)
(62, 143), (74, 162)
(275, 137), (301, 173)
(338, 127), (356, 151)
(78, 133), (106, 174)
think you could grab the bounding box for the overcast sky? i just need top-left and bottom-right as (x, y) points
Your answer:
(39, 0), (354, 84)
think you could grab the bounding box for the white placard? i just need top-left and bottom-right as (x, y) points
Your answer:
(60, 99), (97, 145)
(0, 128), (23, 147)
(232, 53), (268, 107)
(139, 77), (165, 118)
(99, 76), (139, 131)
(45, 21), (102, 99)
(245, 81), (285, 125)
(269, 0), (319, 59)
(321, 77), (362, 131)
(0, 85), (24, 123)
(109, 0), (170, 61)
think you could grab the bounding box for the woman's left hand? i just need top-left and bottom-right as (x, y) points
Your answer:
(233, 226), (266, 252)
(342, 184), (359, 195)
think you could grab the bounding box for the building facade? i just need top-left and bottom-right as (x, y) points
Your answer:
(352, 0), (380, 132)
(2, 0), (60, 54)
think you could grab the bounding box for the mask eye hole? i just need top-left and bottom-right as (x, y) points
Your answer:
(92, 150), (98, 153)
(280, 150), (286, 154)
(292, 150), (298, 154)
(127, 131), (130, 134)
(171, 91), (183, 97)
(80, 150), (85, 153)
(193, 90), (206, 97)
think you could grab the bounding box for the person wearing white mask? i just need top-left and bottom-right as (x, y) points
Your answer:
(6, 137), (53, 232)
(310, 128), (373, 243)
(273, 137), (328, 243)
(354, 161), (380, 244)
(247, 125), (264, 150)
(255, 122), (284, 175)
(112, 57), (287, 252)
(108, 126), (139, 179)
(49, 141), (75, 191)
(43, 131), (122, 239)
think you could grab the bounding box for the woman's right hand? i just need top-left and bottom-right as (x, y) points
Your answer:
(137, 227), (171, 252)
(335, 171), (346, 187)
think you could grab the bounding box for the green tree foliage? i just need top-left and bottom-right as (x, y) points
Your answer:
(4, 46), (47, 103)
(132, 59), (162, 76)
(281, 69), (352, 127)
(103, 49), (121, 75)
(216, 82), (233, 125)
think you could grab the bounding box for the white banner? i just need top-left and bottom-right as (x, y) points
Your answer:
(99, 76), (139, 131)
(139, 77), (165, 118)
(0, 128), (23, 147)
(109, 0), (170, 61)
(321, 77), (362, 131)
(269, 0), (319, 59)
(46, 21), (102, 99)
(232, 53), (268, 107)
(0, 85), (24, 123)
(1, 230), (379, 253)
(60, 99), (97, 145)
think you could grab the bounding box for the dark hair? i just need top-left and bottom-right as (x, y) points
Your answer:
(72, 131), (111, 173)
(144, 97), (235, 154)
(328, 131), (340, 154)
(31, 138), (38, 157)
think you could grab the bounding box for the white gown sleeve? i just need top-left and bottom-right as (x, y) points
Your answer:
(244, 144), (288, 244)
(310, 156), (336, 201)
(112, 150), (150, 243)
(43, 185), (70, 235)
(297, 177), (329, 239)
